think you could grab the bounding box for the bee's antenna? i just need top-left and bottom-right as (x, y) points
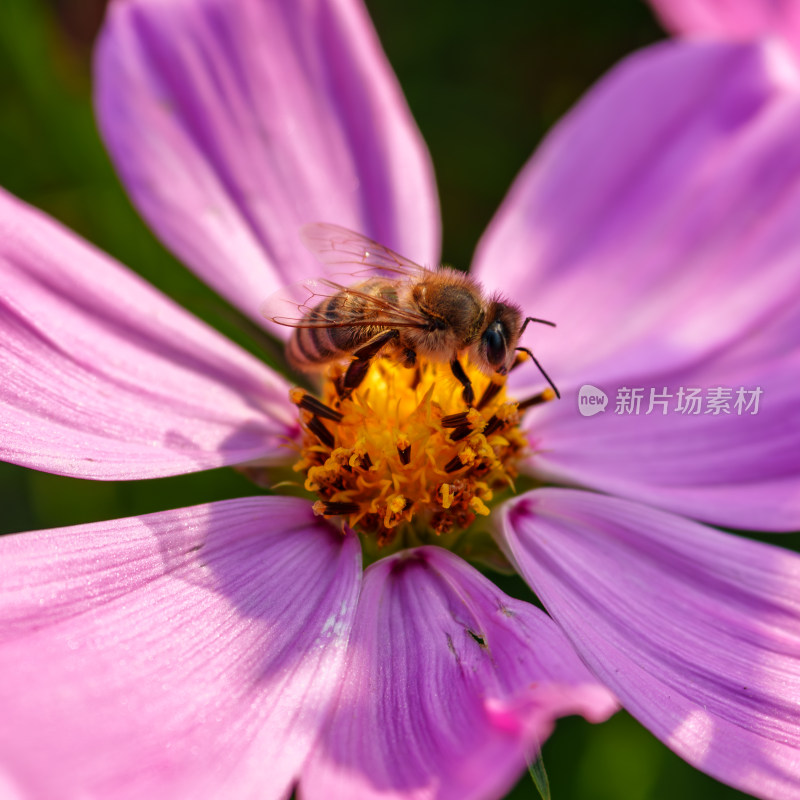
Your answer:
(515, 347), (561, 399)
(520, 316), (556, 336)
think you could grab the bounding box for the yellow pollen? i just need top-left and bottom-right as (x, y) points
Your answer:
(440, 483), (454, 509)
(292, 357), (545, 543)
(289, 386), (307, 405)
(469, 496), (491, 516)
(457, 446), (477, 467)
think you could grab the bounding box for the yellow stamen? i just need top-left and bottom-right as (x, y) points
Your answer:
(292, 357), (544, 543)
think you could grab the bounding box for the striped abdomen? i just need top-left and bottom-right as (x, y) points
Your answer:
(287, 281), (394, 370)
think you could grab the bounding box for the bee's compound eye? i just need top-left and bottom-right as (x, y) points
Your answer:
(484, 324), (507, 369)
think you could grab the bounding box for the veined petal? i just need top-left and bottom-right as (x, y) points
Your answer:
(0, 190), (295, 480)
(95, 0), (440, 326)
(301, 547), (617, 800)
(650, 0), (800, 65)
(499, 489), (800, 800)
(0, 497), (362, 800)
(474, 40), (800, 392)
(527, 323), (800, 531)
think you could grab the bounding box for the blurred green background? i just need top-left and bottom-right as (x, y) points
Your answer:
(0, 0), (764, 798)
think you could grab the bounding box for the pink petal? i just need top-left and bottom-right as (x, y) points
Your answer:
(301, 547), (617, 800)
(0, 189), (295, 480)
(499, 489), (800, 800)
(0, 497), (361, 800)
(650, 0), (800, 65)
(95, 0), (440, 326)
(473, 40), (800, 392)
(527, 335), (800, 531)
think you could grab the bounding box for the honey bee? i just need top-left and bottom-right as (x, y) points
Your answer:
(265, 223), (559, 406)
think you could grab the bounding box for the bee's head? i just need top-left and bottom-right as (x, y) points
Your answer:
(471, 297), (522, 376)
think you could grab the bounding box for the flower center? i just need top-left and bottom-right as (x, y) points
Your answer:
(290, 356), (554, 545)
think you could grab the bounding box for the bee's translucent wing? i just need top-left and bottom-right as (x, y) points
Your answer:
(260, 278), (336, 327)
(300, 223), (432, 280)
(261, 276), (429, 330)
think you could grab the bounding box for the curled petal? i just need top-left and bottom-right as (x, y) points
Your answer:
(301, 546), (617, 800)
(0, 190), (294, 479)
(474, 40), (800, 392)
(95, 0), (440, 325)
(0, 497), (362, 800)
(499, 489), (800, 800)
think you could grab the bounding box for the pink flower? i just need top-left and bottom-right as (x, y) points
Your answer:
(2, 1), (800, 798)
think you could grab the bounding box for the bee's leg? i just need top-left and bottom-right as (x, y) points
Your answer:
(342, 329), (400, 395)
(402, 348), (417, 368)
(450, 358), (474, 407)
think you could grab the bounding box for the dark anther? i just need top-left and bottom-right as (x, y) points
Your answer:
(518, 390), (555, 412)
(307, 416), (335, 449)
(360, 452), (373, 470)
(397, 444), (411, 465)
(476, 380), (503, 410)
(445, 454), (466, 473)
(450, 425), (471, 442)
(441, 411), (470, 428)
(509, 352), (527, 373)
(483, 415), (503, 437)
(294, 392), (343, 422)
(320, 501), (361, 515)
